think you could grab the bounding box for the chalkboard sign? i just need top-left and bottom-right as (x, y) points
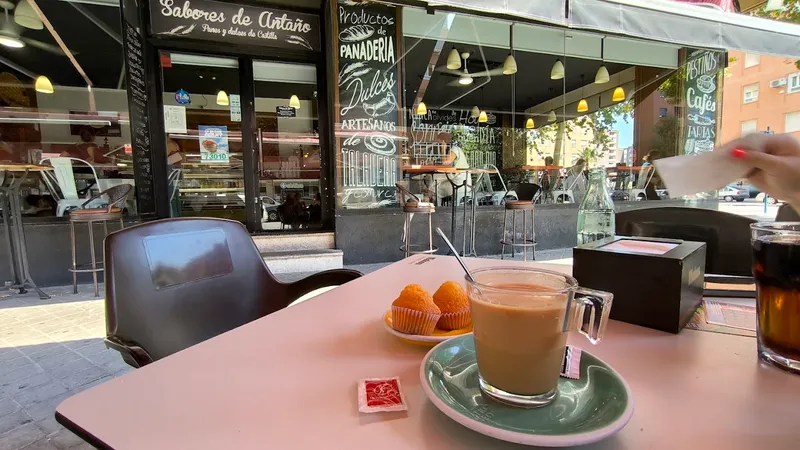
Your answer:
(683, 50), (723, 155)
(276, 105), (296, 117)
(121, 0), (156, 214)
(150, 0), (320, 52)
(336, 1), (401, 207)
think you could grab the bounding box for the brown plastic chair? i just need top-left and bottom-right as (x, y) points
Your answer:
(616, 207), (755, 276)
(104, 217), (361, 368)
(396, 183), (437, 257)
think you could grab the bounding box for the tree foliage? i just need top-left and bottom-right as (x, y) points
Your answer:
(651, 115), (680, 157)
(750, 0), (800, 69)
(529, 99), (633, 167)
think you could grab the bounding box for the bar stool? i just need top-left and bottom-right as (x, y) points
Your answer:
(396, 183), (438, 258)
(69, 184), (132, 297)
(500, 183), (539, 261)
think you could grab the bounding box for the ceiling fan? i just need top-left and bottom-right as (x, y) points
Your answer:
(0, 2), (72, 55)
(436, 52), (505, 87)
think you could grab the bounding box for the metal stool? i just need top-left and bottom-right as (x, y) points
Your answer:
(500, 201), (537, 261)
(396, 183), (438, 258)
(69, 184), (131, 297)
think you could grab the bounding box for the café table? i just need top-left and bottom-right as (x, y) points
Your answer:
(56, 255), (800, 449)
(0, 163), (52, 299)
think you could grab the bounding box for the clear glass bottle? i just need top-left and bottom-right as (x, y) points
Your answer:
(577, 167), (615, 245)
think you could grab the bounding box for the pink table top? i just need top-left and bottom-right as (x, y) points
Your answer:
(56, 256), (800, 449)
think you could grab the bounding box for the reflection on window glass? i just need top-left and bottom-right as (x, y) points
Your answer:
(0, 1), (134, 218)
(331, 2), (726, 208)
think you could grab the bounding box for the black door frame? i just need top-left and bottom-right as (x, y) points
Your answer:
(143, 20), (334, 233)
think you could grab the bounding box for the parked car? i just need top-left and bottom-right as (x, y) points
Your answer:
(261, 196), (281, 221)
(755, 192), (783, 205)
(609, 189), (629, 201)
(718, 185), (748, 202)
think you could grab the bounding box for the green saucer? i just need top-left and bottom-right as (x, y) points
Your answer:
(420, 335), (634, 447)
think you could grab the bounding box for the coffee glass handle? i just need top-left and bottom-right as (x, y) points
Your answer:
(572, 287), (614, 345)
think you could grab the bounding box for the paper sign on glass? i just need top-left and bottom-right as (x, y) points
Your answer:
(198, 125), (229, 164)
(653, 151), (750, 198)
(163, 105), (187, 133)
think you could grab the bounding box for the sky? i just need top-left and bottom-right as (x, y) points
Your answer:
(614, 116), (634, 148)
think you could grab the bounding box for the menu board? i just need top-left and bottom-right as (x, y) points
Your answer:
(335, 1), (401, 207)
(150, 0), (320, 51)
(122, 0), (156, 215)
(683, 50), (724, 155)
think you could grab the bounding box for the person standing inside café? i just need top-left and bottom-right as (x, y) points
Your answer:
(432, 132), (470, 206)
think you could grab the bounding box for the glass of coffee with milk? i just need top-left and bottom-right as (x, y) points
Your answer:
(466, 267), (613, 407)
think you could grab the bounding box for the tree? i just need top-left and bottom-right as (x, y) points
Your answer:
(750, 1), (800, 68)
(651, 115), (680, 157)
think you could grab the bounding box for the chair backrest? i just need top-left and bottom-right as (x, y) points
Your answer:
(39, 157), (99, 200)
(105, 217), (285, 364)
(634, 165), (654, 190)
(514, 183), (540, 202)
(776, 204), (800, 222)
(616, 207), (756, 276)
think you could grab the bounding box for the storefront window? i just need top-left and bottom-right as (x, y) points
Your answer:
(332, 2), (727, 212)
(0, 0), (134, 218)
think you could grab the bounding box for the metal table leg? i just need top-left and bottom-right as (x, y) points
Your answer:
(465, 172), (485, 257)
(0, 170), (49, 299)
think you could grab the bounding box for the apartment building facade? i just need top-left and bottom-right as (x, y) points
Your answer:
(721, 51), (800, 141)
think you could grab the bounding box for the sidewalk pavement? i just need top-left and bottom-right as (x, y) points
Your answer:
(0, 248), (572, 450)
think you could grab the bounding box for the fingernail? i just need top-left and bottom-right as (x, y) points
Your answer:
(731, 148), (747, 159)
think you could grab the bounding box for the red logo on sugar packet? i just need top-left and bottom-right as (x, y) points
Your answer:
(358, 377), (408, 413)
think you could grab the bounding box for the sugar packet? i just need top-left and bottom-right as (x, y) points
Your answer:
(357, 377), (408, 413)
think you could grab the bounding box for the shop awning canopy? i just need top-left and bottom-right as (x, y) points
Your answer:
(426, 0), (800, 58)
(568, 0), (800, 58)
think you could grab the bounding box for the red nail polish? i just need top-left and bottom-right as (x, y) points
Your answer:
(731, 148), (747, 159)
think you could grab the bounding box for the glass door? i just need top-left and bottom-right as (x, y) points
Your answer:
(252, 61), (321, 231)
(160, 53), (245, 223)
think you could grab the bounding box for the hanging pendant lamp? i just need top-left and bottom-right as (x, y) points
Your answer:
(470, 106), (480, 118)
(502, 24), (517, 75)
(14, 0), (43, 30)
(35, 75), (53, 94)
(525, 118), (534, 129)
(547, 110), (556, 122)
(612, 86), (625, 102)
(289, 95), (301, 109)
(216, 90), (229, 106)
(478, 111), (488, 123)
(577, 74), (588, 113)
(595, 37), (609, 84)
(446, 48), (461, 70)
(416, 101), (427, 116)
(551, 59), (564, 80)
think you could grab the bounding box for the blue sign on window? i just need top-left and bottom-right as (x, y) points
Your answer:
(175, 89), (191, 105)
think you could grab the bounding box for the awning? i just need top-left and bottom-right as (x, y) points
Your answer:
(568, 0), (800, 58)
(424, 0), (567, 26)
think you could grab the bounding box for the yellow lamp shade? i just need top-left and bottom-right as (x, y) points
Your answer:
(525, 118), (534, 129)
(612, 86), (626, 102)
(502, 54), (517, 75)
(216, 90), (229, 106)
(577, 98), (589, 113)
(289, 94), (301, 109)
(470, 106), (480, 118)
(446, 48), (461, 70)
(35, 76), (53, 94)
(478, 111), (488, 123)
(547, 110), (557, 122)
(416, 101), (427, 116)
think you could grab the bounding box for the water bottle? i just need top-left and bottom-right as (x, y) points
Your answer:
(577, 167), (615, 245)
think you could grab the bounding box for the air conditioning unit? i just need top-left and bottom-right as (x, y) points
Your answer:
(770, 78), (787, 88)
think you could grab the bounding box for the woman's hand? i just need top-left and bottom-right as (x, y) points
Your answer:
(720, 133), (800, 210)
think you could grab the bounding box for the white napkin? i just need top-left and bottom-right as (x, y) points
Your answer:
(653, 151), (751, 198)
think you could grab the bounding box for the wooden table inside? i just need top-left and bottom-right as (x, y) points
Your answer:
(56, 256), (800, 449)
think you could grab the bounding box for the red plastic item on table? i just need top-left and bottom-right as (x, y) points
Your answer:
(358, 377), (408, 413)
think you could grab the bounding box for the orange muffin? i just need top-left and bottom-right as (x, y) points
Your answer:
(391, 284), (441, 335)
(432, 281), (471, 330)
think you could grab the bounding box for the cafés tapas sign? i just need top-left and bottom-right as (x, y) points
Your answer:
(151, 0), (321, 51)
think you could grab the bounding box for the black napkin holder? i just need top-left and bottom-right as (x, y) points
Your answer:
(573, 236), (706, 334)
